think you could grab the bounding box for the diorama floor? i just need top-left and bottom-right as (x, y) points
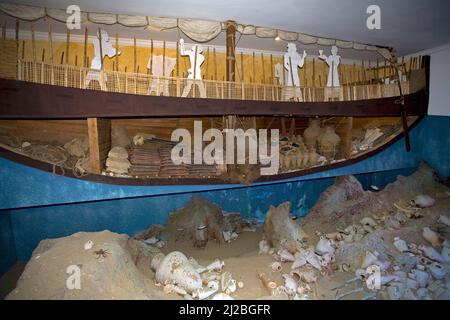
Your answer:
(3, 164), (450, 300)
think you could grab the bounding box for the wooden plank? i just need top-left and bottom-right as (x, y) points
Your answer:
(87, 117), (111, 174)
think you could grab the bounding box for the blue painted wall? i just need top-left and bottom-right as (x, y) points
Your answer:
(0, 115), (449, 276)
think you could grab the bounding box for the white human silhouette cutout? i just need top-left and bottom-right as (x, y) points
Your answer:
(284, 43), (307, 87)
(147, 55), (176, 96)
(85, 30), (120, 90)
(91, 30), (120, 70)
(283, 43), (306, 101)
(318, 46), (341, 87)
(179, 38), (206, 98)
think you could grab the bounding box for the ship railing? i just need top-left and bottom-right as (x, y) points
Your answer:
(17, 60), (413, 103)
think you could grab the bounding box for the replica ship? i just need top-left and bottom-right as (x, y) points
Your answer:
(0, 3), (429, 186)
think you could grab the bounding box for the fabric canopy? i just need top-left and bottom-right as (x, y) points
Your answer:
(0, 2), (390, 51)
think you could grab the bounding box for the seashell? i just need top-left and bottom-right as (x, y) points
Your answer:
(192, 286), (218, 300)
(419, 245), (444, 263)
(315, 236), (335, 255)
(150, 253), (165, 272)
(305, 251), (322, 270)
(271, 261), (282, 272)
(437, 214), (450, 227)
(259, 240), (270, 254)
(22, 141), (31, 148)
(360, 217), (377, 227)
(361, 251), (379, 269)
(422, 227), (440, 247)
(221, 271), (233, 291)
(393, 237), (408, 252)
(207, 280), (220, 291)
(282, 274), (298, 294)
(441, 247), (450, 263)
(143, 236), (159, 245)
(291, 256), (307, 269)
(155, 240), (166, 248)
(429, 263), (448, 280)
(412, 195), (435, 208)
(318, 253), (335, 267)
(237, 281), (244, 289)
(84, 240), (94, 250)
(211, 293), (234, 300)
(227, 279), (237, 293)
(155, 251), (202, 293)
(343, 233), (354, 243)
(291, 269), (317, 283)
(206, 259), (225, 272)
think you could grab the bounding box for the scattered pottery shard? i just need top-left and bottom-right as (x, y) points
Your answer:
(263, 202), (307, 253)
(422, 227), (440, 247)
(412, 195), (435, 208)
(155, 251), (202, 293)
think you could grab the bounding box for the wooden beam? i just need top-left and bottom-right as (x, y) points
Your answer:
(225, 21), (236, 82)
(87, 117), (111, 174)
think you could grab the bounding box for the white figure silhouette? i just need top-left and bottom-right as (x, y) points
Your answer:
(274, 63), (287, 86)
(283, 43), (306, 101)
(85, 30), (120, 90)
(91, 30), (120, 70)
(284, 43), (307, 86)
(147, 55), (176, 96)
(318, 46), (341, 87)
(179, 38), (206, 98)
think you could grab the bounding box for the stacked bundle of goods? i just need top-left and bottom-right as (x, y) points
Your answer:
(129, 144), (161, 177)
(159, 145), (190, 178)
(189, 163), (220, 177)
(106, 147), (131, 174)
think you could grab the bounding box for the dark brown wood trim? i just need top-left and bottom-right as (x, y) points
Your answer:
(0, 116), (424, 186)
(0, 78), (428, 119)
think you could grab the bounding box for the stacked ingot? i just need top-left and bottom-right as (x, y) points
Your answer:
(129, 143), (161, 177)
(106, 147), (131, 174)
(159, 145), (189, 178)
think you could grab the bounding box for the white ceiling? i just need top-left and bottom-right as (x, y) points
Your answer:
(4, 0), (450, 55)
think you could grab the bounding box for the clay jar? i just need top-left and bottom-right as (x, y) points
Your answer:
(318, 126), (340, 160)
(303, 119), (322, 151)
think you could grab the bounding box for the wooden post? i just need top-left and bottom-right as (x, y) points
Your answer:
(97, 28), (104, 70)
(261, 52), (266, 84)
(115, 34), (119, 71)
(162, 40), (166, 77)
(83, 27), (88, 67)
(87, 118), (111, 174)
(31, 22), (36, 61)
(225, 21), (236, 82)
(176, 41), (179, 77)
(241, 51), (244, 82)
(15, 19), (19, 57)
(336, 117), (353, 159)
(49, 23), (54, 64)
(133, 37), (137, 73)
(65, 28), (70, 64)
